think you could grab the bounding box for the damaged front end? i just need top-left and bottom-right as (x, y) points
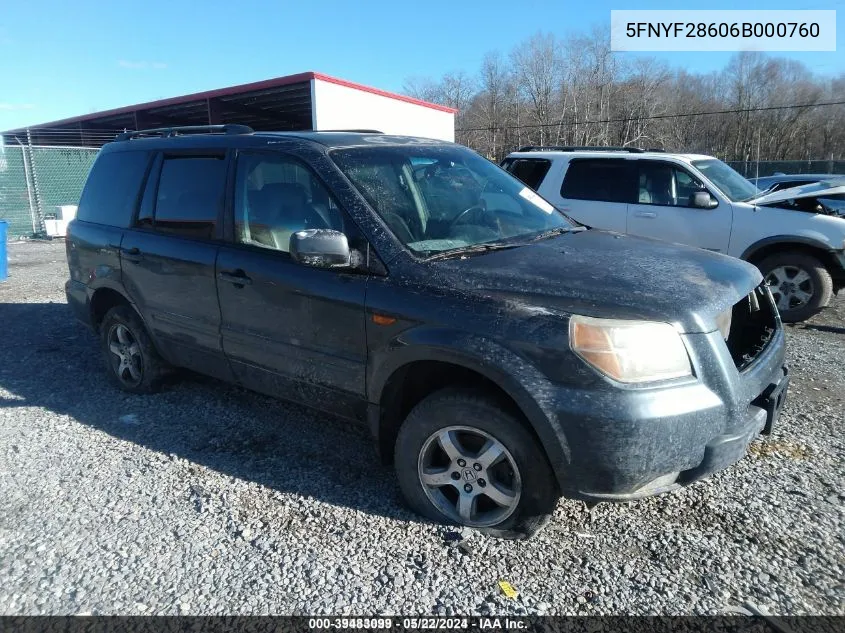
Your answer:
(751, 181), (845, 217)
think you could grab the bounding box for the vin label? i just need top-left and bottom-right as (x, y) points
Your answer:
(610, 10), (836, 51)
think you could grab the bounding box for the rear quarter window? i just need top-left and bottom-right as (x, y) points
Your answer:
(77, 150), (151, 227)
(505, 158), (552, 190)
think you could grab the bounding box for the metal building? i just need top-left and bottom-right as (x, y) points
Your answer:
(0, 71), (457, 147)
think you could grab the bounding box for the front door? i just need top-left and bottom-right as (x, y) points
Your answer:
(216, 150), (369, 420)
(626, 161), (732, 253)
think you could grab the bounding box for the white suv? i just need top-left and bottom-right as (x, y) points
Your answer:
(502, 147), (845, 322)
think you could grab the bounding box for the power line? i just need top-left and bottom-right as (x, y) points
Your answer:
(455, 99), (845, 132)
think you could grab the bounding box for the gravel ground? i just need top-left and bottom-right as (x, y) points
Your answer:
(0, 240), (843, 616)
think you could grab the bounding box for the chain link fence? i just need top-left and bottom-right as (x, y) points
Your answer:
(726, 160), (845, 179)
(0, 145), (99, 239)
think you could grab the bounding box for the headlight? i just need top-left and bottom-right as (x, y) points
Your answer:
(569, 315), (692, 383)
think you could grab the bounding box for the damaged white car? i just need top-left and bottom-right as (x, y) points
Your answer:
(502, 148), (845, 322)
(750, 176), (845, 218)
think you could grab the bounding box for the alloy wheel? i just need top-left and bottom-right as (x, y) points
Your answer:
(417, 425), (521, 527)
(107, 324), (143, 387)
(765, 265), (815, 312)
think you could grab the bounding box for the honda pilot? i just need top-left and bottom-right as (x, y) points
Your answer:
(66, 126), (789, 538)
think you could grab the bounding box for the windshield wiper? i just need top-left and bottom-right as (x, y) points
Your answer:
(426, 227), (583, 261)
(426, 241), (524, 261)
(526, 226), (584, 242)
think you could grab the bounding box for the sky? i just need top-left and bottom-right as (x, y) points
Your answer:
(0, 0), (843, 131)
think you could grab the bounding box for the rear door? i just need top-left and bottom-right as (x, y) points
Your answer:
(120, 149), (233, 381)
(216, 150), (369, 419)
(68, 149), (152, 296)
(553, 158), (635, 233)
(626, 160), (731, 252)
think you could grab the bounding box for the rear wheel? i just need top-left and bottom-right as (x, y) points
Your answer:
(758, 252), (833, 323)
(100, 305), (168, 394)
(394, 389), (558, 539)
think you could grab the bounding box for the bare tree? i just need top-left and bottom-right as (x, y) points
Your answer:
(402, 31), (845, 163)
(510, 33), (562, 146)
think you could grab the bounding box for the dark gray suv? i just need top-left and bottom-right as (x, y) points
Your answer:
(66, 126), (789, 538)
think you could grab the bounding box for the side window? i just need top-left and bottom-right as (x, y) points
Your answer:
(674, 169), (704, 205)
(638, 163), (705, 207)
(77, 150), (150, 227)
(560, 159), (636, 203)
(234, 153), (344, 253)
(506, 159), (552, 190)
(151, 155), (226, 239)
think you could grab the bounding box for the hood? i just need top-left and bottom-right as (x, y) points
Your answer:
(749, 181), (845, 206)
(433, 230), (761, 334)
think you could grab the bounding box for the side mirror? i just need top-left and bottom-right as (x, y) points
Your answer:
(289, 229), (351, 268)
(692, 191), (718, 209)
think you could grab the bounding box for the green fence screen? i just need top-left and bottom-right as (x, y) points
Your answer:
(727, 160), (845, 178)
(0, 147), (32, 238)
(30, 147), (99, 219)
(0, 145), (99, 239)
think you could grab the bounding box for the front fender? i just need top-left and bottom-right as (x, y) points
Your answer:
(740, 233), (839, 261)
(367, 325), (572, 486)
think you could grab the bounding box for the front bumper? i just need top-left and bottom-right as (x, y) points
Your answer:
(551, 326), (788, 502)
(677, 365), (788, 483)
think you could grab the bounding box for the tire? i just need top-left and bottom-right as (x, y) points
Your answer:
(758, 252), (833, 323)
(394, 388), (559, 539)
(100, 305), (168, 394)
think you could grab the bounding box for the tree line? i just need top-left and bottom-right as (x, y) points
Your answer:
(403, 29), (845, 163)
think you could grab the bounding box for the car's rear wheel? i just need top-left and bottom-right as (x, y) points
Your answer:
(758, 252), (833, 323)
(100, 305), (168, 394)
(394, 388), (558, 539)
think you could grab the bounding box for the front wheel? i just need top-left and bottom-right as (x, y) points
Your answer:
(758, 252), (833, 323)
(394, 389), (559, 539)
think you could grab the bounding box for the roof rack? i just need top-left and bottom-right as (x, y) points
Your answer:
(115, 124), (254, 141)
(516, 145), (665, 154)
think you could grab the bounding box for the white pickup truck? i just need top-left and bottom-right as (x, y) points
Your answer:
(502, 147), (845, 322)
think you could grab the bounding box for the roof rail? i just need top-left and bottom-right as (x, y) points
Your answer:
(516, 145), (664, 154)
(115, 124), (254, 141)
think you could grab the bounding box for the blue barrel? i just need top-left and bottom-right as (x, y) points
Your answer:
(0, 220), (7, 282)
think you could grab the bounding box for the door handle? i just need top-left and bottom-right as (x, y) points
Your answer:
(121, 247), (142, 263)
(218, 270), (252, 287)
(634, 211), (657, 219)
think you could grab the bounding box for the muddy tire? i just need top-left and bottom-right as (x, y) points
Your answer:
(100, 305), (168, 394)
(758, 252), (833, 323)
(394, 388), (559, 539)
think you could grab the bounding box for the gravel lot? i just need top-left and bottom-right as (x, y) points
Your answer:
(0, 240), (842, 616)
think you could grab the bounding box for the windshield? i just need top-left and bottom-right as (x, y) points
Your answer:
(331, 145), (574, 255)
(692, 159), (761, 202)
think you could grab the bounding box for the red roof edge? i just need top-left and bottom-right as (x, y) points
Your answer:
(2, 72), (317, 133)
(312, 72), (458, 114)
(2, 70), (456, 134)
